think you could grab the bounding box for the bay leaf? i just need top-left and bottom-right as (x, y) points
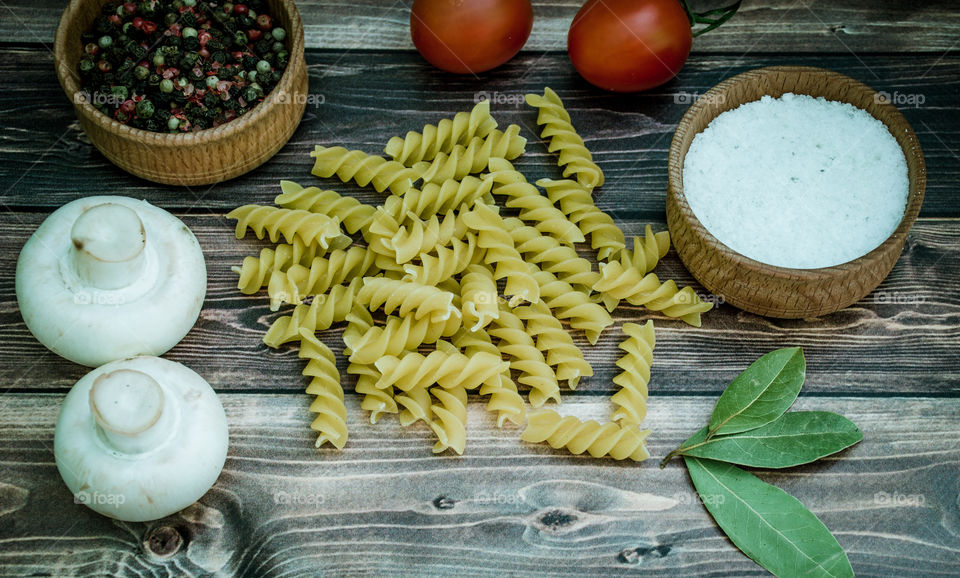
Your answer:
(675, 412), (862, 468)
(708, 347), (805, 437)
(685, 457), (854, 577)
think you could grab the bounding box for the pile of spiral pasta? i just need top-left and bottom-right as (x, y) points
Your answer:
(227, 88), (712, 460)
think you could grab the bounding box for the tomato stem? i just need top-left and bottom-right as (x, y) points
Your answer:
(680, 0), (742, 37)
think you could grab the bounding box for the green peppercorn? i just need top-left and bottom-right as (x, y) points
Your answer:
(159, 78), (174, 93)
(246, 69), (257, 83)
(147, 73), (161, 86)
(243, 87), (259, 102)
(272, 41), (284, 54)
(136, 99), (155, 118)
(134, 65), (150, 80)
(272, 27), (286, 41)
(182, 27), (198, 39)
(183, 0), (196, 6)
(256, 59), (270, 74)
(164, 12), (178, 26)
(168, 116), (180, 130)
(177, 77), (188, 88)
(233, 31), (247, 47)
(152, 53), (165, 67)
(111, 85), (129, 101)
(79, 58), (96, 74)
(98, 35), (113, 49)
(205, 75), (219, 89)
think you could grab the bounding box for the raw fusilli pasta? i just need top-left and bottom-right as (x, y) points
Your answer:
(357, 276), (458, 322)
(503, 216), (599, 292)
(374, 342), (506, 392)
(620, 225), (670, 275)
(233, 236), (323, 295)
(525, 87), (604, 190)
(531, 267), (613, 344)
(487, 158), (585, 246)
(536, 178), (625, 260)
(311, 145), (419, 195)
(263, 279), (362, 348)
(459, 263), (500, 332)
(489, 305), (561, 407)
(298, 329), (348, 449)
(429, 386), (469, 455)
(227, 204), (345, 249)
(381, 175), (495, 222)
(412, 124), (526, 184)
(402, 233), (482, 286)
(275, 180), (377, 235)
(611, 321), (655, 426)
(514, 300), (593, 389)
(385, 100), (498, 165)
(594, 261), (712, 327)
(452, 328), (525, 427)
(522, 410), (650, 461)
(343, 310), (459, 365)
(462, 201), (539, 306)
(349, 360), (398, 424)
(267, 245), (378, 310)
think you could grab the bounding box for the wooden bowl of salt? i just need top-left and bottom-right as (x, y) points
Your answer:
(666, 66), (926, 318)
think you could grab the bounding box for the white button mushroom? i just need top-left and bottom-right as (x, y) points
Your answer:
(54, 356), (229, 522)
(16, 196), (206, 367)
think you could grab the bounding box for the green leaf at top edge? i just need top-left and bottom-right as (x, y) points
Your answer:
(674, 412), (862, 468)
(684, 457), (854, 578)
(708, 347), (805, 437)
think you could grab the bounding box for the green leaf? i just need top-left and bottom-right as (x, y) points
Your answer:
(708, 347), (805, 437)
(674, 412), (862, 468)
(685, 457), (854, 577)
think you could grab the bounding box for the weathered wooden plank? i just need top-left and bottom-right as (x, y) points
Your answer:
(1, 49), (957, 216)
(0, 394), (956, 576)
(1, 212), (957, 395)
(4, 0), (960, 53)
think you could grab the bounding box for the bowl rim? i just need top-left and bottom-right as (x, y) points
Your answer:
(52, 0), (305, 146)
(667, 65), (927, 281)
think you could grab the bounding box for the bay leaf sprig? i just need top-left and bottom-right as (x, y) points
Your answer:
(662, 348), (862, 577)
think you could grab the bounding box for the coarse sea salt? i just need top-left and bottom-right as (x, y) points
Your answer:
(682, 92), (909, 269)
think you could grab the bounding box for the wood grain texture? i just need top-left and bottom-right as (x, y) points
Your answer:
(1, 50), (957, 216)
(2, 212), (957, 395)
(4, 0), (960, 53)
(0, 394), (956, 577)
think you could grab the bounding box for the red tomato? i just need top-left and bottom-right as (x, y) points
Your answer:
(568, 0), (692, 92)
(410, 0), (534, 74)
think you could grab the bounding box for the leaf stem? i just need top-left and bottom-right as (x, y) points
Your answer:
(680, 0), (743, 37)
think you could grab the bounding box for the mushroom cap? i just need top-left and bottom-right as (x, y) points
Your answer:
(16, 196), (206, 367)
(54, 356), (229, 522)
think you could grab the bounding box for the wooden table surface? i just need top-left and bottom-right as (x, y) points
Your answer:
(1, 1), (959, 576)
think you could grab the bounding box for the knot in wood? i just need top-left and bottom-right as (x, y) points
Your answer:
(432, 496), (457, 510)
(142, 525), (183, 560)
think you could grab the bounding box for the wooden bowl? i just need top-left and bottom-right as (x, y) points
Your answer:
(53, 0), (308, 186)
(666, 66), (926, 319)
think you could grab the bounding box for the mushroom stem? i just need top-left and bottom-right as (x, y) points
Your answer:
(71, 203), (146, 290)
(89, 369), (172, 454)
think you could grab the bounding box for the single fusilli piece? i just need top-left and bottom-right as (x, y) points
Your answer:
(531, 267), (613, 345)
(263, 279), (362, 348)
(503, 216), (599, 292)
(522, 410), (650, 461)
(594, 261), (713, 327)
(429, 386), (469, 454)
(343, 310), (459, 365)
(452, 328), (525, 427)
(366, 209), (467, 264)
(536, 178), (625, 260)
(525, 88), (604, 190)
(462, 201), (539, 306)
(349, 361), (398, 424)
(486, 158), (585, 246)
(514, 300), (593, 389)
(357, 276), (458, 322)
(265, 246), (376, 311)
(489, 305), (561, 407)
(459, 263), (500, 332)
(232, 236), (323, 295)
(611, 321), (655, 426)
(311, 145), (419, 195)
(385, 100), (498, 165)
(412, 124), (526, 184)
(621, 225), (671, 275)
(374, 342), (507, 392)
(298, 329), (347, 449)
(275, 180), (377, 235)
(402, 233), (482, 286)
(381, 175), (495, 222)
(227, 204), (345, 249)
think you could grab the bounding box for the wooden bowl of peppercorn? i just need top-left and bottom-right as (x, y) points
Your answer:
(53, 0), (307, 186)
